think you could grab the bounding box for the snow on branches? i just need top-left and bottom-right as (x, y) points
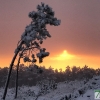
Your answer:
(3, 3), (60, 100)
(15, 2), (61, 64)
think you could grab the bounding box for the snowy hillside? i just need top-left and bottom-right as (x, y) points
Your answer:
(0, 75), (100, 100)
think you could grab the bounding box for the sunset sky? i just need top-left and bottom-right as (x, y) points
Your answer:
(0, 0), (100, 71)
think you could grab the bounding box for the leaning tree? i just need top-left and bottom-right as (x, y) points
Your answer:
(3, 2), (60, 100)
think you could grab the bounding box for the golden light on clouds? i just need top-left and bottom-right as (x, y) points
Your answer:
(50, 50), (76, 60)
(0, 50), (100, 72)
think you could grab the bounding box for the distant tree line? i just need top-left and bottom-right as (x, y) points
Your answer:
(0, 64), (100, 88)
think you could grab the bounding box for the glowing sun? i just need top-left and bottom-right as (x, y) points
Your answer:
(50, 50), (75, 60)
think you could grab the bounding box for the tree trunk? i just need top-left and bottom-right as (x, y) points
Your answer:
(15, 56), (21, 98)
(2, 42), (22, 100)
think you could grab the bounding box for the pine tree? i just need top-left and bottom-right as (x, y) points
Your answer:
(3, 2), (60, 99)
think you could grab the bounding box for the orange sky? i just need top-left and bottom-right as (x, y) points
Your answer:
(0, 0), (100, 71)
(0, 50), (99, 71)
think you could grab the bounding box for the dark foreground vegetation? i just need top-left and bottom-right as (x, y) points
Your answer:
(0, 64), (100, 88)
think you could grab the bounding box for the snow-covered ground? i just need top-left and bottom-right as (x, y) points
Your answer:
(0, 75), (100, 100)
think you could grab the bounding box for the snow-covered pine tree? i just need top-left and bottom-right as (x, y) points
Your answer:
(3, 2), (61, 100)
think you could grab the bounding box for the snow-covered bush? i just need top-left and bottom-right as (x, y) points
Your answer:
(36, 79), (57, 95)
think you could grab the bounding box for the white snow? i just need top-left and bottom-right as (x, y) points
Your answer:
(0, 75), (100, 100)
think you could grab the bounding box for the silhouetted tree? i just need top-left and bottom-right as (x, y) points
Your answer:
(0, 65), (99, 89)
(3, 2), (60, 100)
